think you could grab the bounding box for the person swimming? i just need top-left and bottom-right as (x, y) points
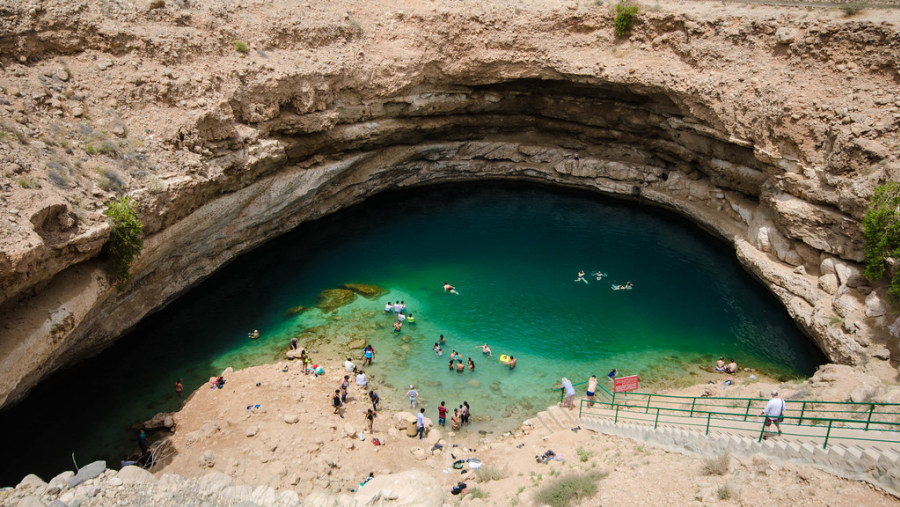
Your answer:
(393, 321), (403, 334)
(384, 302), (393, 313)
(479, 344), (492, 357)
(592, 271), (607, 280)
(575, 270), (588, 284)
(443, 282), (459, 294)
(248, 329), (260, 339)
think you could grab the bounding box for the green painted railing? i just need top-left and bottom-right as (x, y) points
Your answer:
(573, 383), (900, 449)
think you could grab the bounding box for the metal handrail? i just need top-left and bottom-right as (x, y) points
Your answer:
(579, 398), (900, 449)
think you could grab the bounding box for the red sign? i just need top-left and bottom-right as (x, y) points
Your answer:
(614, 375), (639, 393)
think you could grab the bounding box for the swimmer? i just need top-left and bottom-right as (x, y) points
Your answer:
(384, 302), (393, 313)
(478, 344), (492, 357)
(443, 282), (459, 294)
(467, 357), (475, 371)
(407, 313), (415, 324)
(508, 356), (517, 370)
(393, 321), (403, 334)
(397, 312), (406, 323)
(456, 359), (465, 373)
(400, 301), (407, 314)
(248, 329), (260, 340)
(592, 271), (607, 280)
(393, 300), (402, 313)
(449, 359), (455, 371)
(439, 334), (446, 345)
(625, 281), (633, 289)
(575, 270), (588, 284)
(434, 342), (442, 355)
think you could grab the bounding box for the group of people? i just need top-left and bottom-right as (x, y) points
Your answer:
(714, 357), (738, 374)
(385, 300), (415, 334)
(437, 400), (471, 432)
(574, 271), (633, 291)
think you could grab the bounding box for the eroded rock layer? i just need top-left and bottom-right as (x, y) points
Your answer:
(0, 0), (898, 409)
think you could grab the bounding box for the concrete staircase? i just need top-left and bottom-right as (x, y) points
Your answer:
(531, 404), (900, 497)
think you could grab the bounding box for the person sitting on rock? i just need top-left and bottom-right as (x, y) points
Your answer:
(725, 358), (737, 374)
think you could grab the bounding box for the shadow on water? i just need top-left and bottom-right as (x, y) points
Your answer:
(0, 181), (826, 486)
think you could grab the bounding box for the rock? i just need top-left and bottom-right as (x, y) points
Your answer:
(283, 305), (308, 317)
(347, 339), (367, 349)
(197, 472), (233, 494)
(865, 291), (888, 318)
(68, 461), (106, 488)
(283, 414), (299, 424)
(849, 384), (878, 403)
(97, 60), (114, 71)
(246, 425), (259, 437)
(832, 293), (862, 318)
(107, 477), (123, 486)
(286, 348), (306, 359)
(320, 455), (337, 468)
(353, 470), (442, 506)
(775, 28), (796, 44)
(314, 288), (357, 312)
(16, 474), (47, 490)
(818, 273), (838, 295)
(47, 471), (73, 493)
(144, 412), (175, 429)
(15, 496), (45, 507)
(833, 260), (864, 288)
(340, 283), (388, 299)
(199, 451), (216, 468)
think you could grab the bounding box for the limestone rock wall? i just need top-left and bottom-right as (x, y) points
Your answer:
(0, 0), (898, 409)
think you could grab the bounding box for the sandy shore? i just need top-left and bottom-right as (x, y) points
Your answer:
(152, 353), (897, 505)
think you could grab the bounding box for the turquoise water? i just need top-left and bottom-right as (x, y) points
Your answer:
(0, 183), (824, 485)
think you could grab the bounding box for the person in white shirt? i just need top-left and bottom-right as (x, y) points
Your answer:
(344, 357), (356, 373)
(355, 371), (367, 388)
(397, 313), (406, 323)
(760, 390), (786, 439)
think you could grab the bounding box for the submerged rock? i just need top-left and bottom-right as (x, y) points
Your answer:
(283, 305), (308, 317)
(315, 289), (357, 312)
(340, 283), (388, 299)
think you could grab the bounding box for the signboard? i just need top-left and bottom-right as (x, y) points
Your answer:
(614, 375), (639, 393)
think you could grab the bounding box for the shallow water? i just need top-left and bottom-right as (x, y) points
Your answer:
(0, 183), (825, 485)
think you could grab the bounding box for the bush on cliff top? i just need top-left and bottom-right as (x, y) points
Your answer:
(614, 2), (639, 38)
(104, 196), (143, 290)
(862, 182), (900, 302)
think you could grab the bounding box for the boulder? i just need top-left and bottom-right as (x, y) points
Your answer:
(314, 289), (356, 312)
(818, 273), (838, 295)
(15, 496), (45, 507)
(199, 451), (216, 468)
(197, 471), (233, 494)
(286, 349), (306, 359)
(68, 461), (106, 488)
(775, 27), (796, 44)
(16, 474), (47, 491)
(340, 283), (388, 299)
(353, 470), (442, 506)
(246, 425), (259, 436)
(47, 471), (73, 493)
(865, 291), (888, 318)
(144, 412), (175, 430)
(283, 414), (299, 424)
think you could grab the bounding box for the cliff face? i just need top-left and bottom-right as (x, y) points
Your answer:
(0, 0), (898, 410)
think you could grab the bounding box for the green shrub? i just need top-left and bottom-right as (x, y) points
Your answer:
(840, 2), (866, 16)
(475, 464), (507, 482)
(576, 447), (594, 462)
(702, 454), (730, 476)
(863, 182), (900, 302)
(17, 176), (40, 189)
(234, 40), (250, 53)
(103, 196), (143, 290)
(533, 472), (606, 507)
(85, 143), (97, 155)
(717, 485), (732, 500)
(614, 2), (639, 37)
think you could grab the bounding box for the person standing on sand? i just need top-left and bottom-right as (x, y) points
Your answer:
(561, 377), (576, 409)
(332, 389), (343, 417)
(438, 401), (448, 426)
(364, 408), (376, 433)
(340, 375), (350, 403)
(760, 390), (786, 439)
(369, 390), (380, 411)
(407, 385), (419, 408)
(416, 408), (426, 439)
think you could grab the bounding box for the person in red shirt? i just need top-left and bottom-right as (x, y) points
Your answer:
(438, 401), (448, 426)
